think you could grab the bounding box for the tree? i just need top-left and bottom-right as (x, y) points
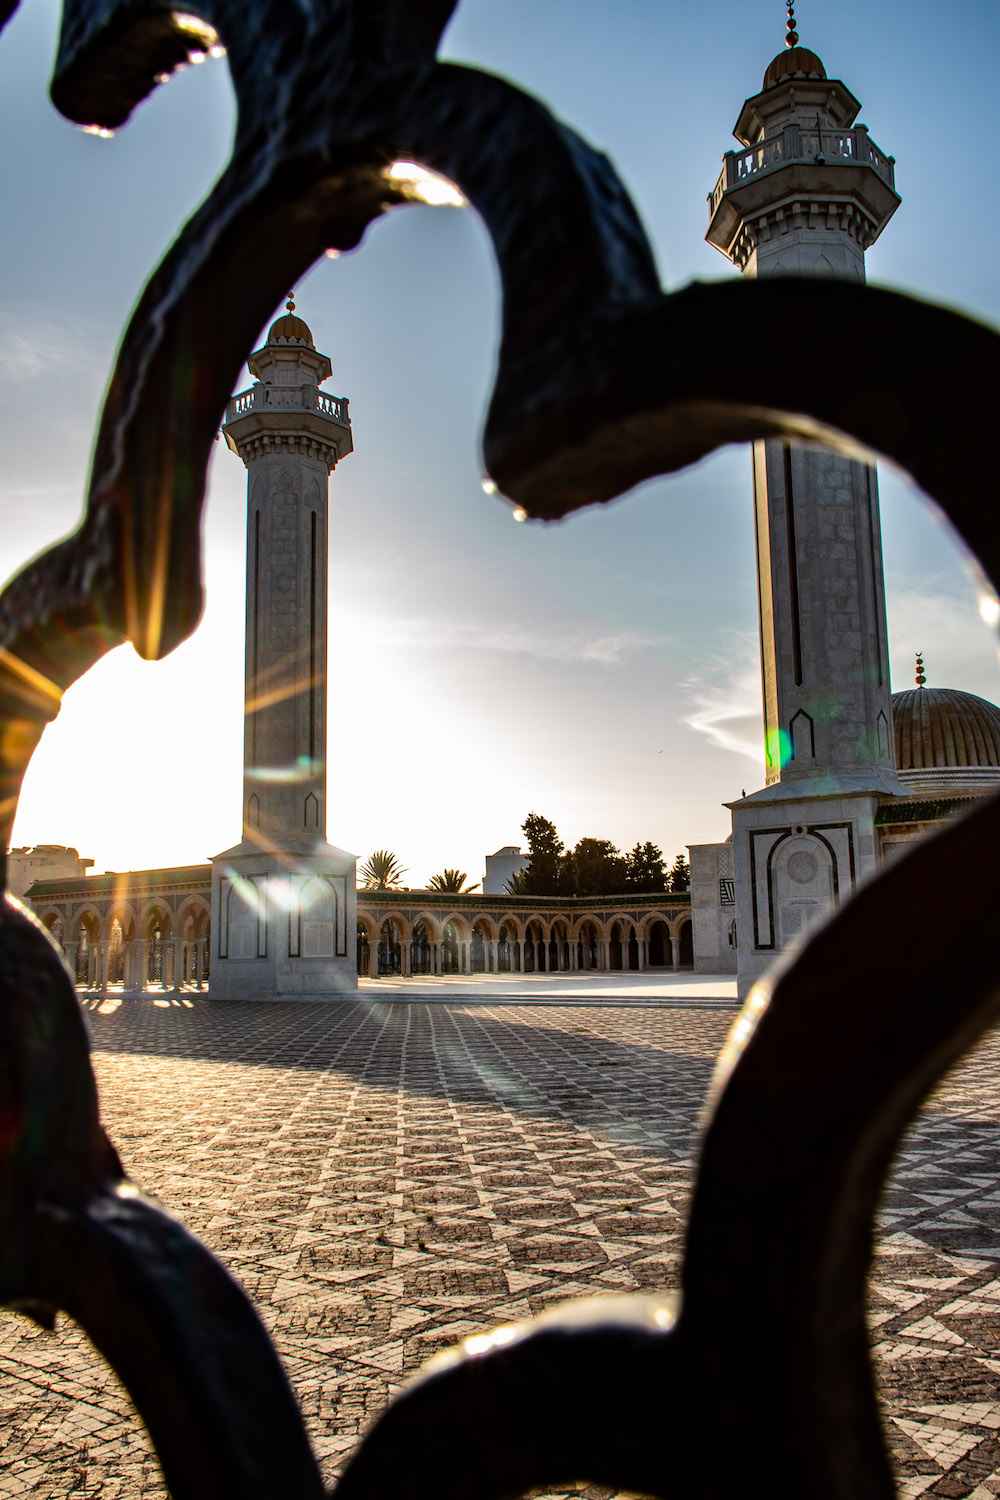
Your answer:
(360, 850), (407, 890)
(623, 841), (667, 893)
(567, 837), (625, 896)
(668, 854), (691, 893)
(427, 869), (480, 894)
(519, 812), (569, 895)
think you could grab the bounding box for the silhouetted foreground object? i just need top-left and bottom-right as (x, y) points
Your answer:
(0, 3), (998, 1498)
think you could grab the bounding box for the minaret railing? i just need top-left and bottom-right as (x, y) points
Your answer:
(226, 385), (350, 423)
(709, 123), (896, 214)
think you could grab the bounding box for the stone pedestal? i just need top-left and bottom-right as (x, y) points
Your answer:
(210, 838), (357, 1000)
(728, 775), (899, 1000)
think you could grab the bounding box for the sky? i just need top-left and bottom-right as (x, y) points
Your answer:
(1, 0), (998, 887)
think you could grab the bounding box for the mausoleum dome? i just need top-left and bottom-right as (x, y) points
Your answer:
(892, 686), (1000, 787)
(762, 46), (827, 89)
(266, 311), (315, 346)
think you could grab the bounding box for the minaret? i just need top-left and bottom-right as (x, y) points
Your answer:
(210, 299), (358, 999)
(705, 12), (907, 999)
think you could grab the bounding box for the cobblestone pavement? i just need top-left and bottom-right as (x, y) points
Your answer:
(1, 997), (999, 1498)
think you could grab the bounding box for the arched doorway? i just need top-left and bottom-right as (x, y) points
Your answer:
(73, 912), (100, 987)
(678, 920), (693, 967)
(441, 921), (460, 974)
(471, 921), (488, 973)
(108, 917), (125, 984)
(377, 919), (402, 976)
(357, 924), (371, 976)
(648, 920), (670, 967)
(609, 922), (624, 971)
(498, 924), (512, 972)
(411, 920), (431, 975)
(524, 921), (544, 973)
(577, 921), (598, 971)
(627, 925), (639, 971)
(552, 921), (569, 971)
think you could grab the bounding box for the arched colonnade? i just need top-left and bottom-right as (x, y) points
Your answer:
(357, 910), (693, 979)
(34, 895), (212, 994)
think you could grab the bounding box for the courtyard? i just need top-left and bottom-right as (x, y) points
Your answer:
(0, 985), (999, 1497)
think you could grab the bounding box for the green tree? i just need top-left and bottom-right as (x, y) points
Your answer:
(567, 837), (625, 896)
(360, 849), (407, 890)
(427, 869), (480, 894)
(668, 854), (691, 893)
(623, 841), (667, 893)
(519, 812), (569, 895)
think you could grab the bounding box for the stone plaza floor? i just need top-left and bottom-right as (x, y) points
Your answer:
(1, 983), (999, 1497)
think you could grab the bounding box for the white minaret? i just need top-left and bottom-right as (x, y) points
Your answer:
(210, 299), (358, 999)
(705, 12), (907, 999)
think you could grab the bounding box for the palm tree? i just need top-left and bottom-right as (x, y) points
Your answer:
(427, 869), (480, 894)
(360, 850), (407, 890)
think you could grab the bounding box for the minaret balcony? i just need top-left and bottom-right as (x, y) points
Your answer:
(707, 123), (898, 254)
(226, 384), (350, 424)
(223, 382), (353, 463)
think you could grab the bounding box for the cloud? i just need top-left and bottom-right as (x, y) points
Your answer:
(347, 612), (659, 665)
(679, 645), (763, 764)
(0, 312), (104, 382)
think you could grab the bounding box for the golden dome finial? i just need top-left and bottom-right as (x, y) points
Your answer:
(915, 652), (926, 689)
(286, 291), (295, 314)
(785, 1), (799, 47)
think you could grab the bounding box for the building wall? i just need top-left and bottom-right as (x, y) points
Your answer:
(7, 845), (93, 900)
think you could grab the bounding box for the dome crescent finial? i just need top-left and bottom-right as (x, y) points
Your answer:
(915, 651), (926, 689)
(286, 290), (295, 313)
(785, 1), (799, 47)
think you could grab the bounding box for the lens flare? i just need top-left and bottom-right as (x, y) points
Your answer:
(385, 161), (466, 208)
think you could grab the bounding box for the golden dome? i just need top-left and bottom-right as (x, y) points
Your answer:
(762, 46), (827, 89)
(266, 311), (314, 346)
(892, 687), (1000, 772)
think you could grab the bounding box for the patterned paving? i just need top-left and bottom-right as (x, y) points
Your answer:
(0, 997), (999, 1497)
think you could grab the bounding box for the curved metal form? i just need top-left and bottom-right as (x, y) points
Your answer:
(0, 3), (997, 1496)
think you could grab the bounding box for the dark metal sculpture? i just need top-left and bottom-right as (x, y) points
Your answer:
(0, 2), (998, 1496)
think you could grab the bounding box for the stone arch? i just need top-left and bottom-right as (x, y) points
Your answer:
(176, 896), (211, 941)
(69, 905), (102, 987)
(520, 918), (544, 973)
(470, 918), (491, 974)
(550, 919), (570, 973)
(439, 912), (472, 942)
(495, 913), (525, 942)
(647, 917), (672, 968)
(410, 918), (433, 975)
(574, 919), (599, 971)
(768, 832), (836, 950)
(376, 917), (403, 977)
(496, 920), (516, 973)
(608, 919), (625, 972)
(410, 910), (443, 942)
(37, 907), (65, 950)
(356, 920), (374, 976)
(139, 902), (174, 987)
(441, 918), (462, 975)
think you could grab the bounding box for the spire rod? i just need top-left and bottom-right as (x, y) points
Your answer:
(785, 1), (798, 47)
(915, 652), (926, 689)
